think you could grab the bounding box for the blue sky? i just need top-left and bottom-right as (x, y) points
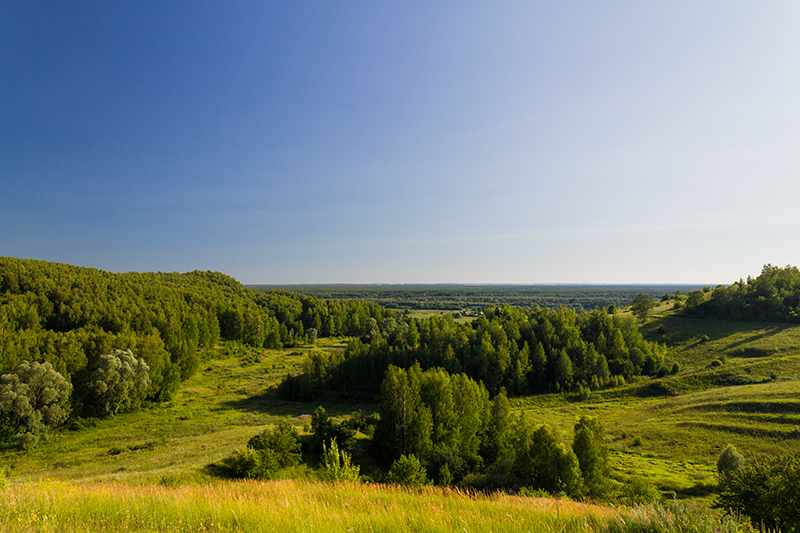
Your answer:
(2, 2), (799, 284)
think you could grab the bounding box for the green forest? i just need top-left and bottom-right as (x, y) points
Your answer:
(0, 256), (392, 402)
(685, 264), (800, 322)
(3, 257), (800, 532)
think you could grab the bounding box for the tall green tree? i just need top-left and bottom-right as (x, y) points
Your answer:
(375, 364), (433, 461)
(572, 416), (610, 497)
(512, 418), (583, 496)
(630, 293), (656, 323)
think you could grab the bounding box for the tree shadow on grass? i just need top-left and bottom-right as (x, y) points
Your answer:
(223, 388), (378, 418)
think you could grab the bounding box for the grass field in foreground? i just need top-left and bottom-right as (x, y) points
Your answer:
(0, 478), (759, 533)
(0, 479), (620, 533)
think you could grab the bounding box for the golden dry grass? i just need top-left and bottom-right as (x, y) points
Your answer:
(0, 479), (622, 533)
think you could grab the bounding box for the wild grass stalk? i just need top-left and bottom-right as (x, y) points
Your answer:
(0, 479), (618, 533)
(0, 479), (758, 533)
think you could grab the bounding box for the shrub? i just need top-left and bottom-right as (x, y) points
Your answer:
(319, 438), (360, 482)
(386, 454), (428, 486)
(715, 451), (800, 532)
(717, 445), (745, 475)
(221, 446), (280, 480)
(621, 476), (661, 505)
(248, 420), (301, 468)
(85, 349), (150, 418)
(0, 360), (72, 448)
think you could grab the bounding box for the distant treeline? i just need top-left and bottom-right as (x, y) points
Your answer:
(686, 264), (800, 322)
(250, 284), (704, 312)
(0, 257), (393, 406)
(280, 304), (670, 400)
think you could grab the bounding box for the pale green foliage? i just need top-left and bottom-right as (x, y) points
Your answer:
(717, 444), (745, 475)
(319, 438), (360, 482)
(0, 360), (72, 448)
(386, 454), (428, 486)
(86, 349), (151, 418)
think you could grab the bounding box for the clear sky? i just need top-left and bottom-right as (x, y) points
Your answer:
(2, 2), (799, 284)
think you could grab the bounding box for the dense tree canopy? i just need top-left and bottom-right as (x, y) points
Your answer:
(0, 257), (393, 412)
(687, 264), (800, 322)
(284, 304), (667, 399)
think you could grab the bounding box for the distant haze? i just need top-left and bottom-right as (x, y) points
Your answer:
(2, 3), (798, 284)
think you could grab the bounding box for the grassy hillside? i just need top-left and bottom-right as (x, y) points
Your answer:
(512, 307), (800, 499)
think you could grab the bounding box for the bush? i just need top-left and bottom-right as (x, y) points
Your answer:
(247, 420), (301, 468)
(85, 349), (150, 418)
(717, 445), (745, 475)
(0, 360), (72, 448)
(621, 476), (661, 505)
(715, 451), (800, 532)
(386, 454), (428, 486)
(221, 446), (280, 480)
(319, 438), (360, 482)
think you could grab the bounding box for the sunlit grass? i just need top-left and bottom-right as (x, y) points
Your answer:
(0, 479), (622, 533)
